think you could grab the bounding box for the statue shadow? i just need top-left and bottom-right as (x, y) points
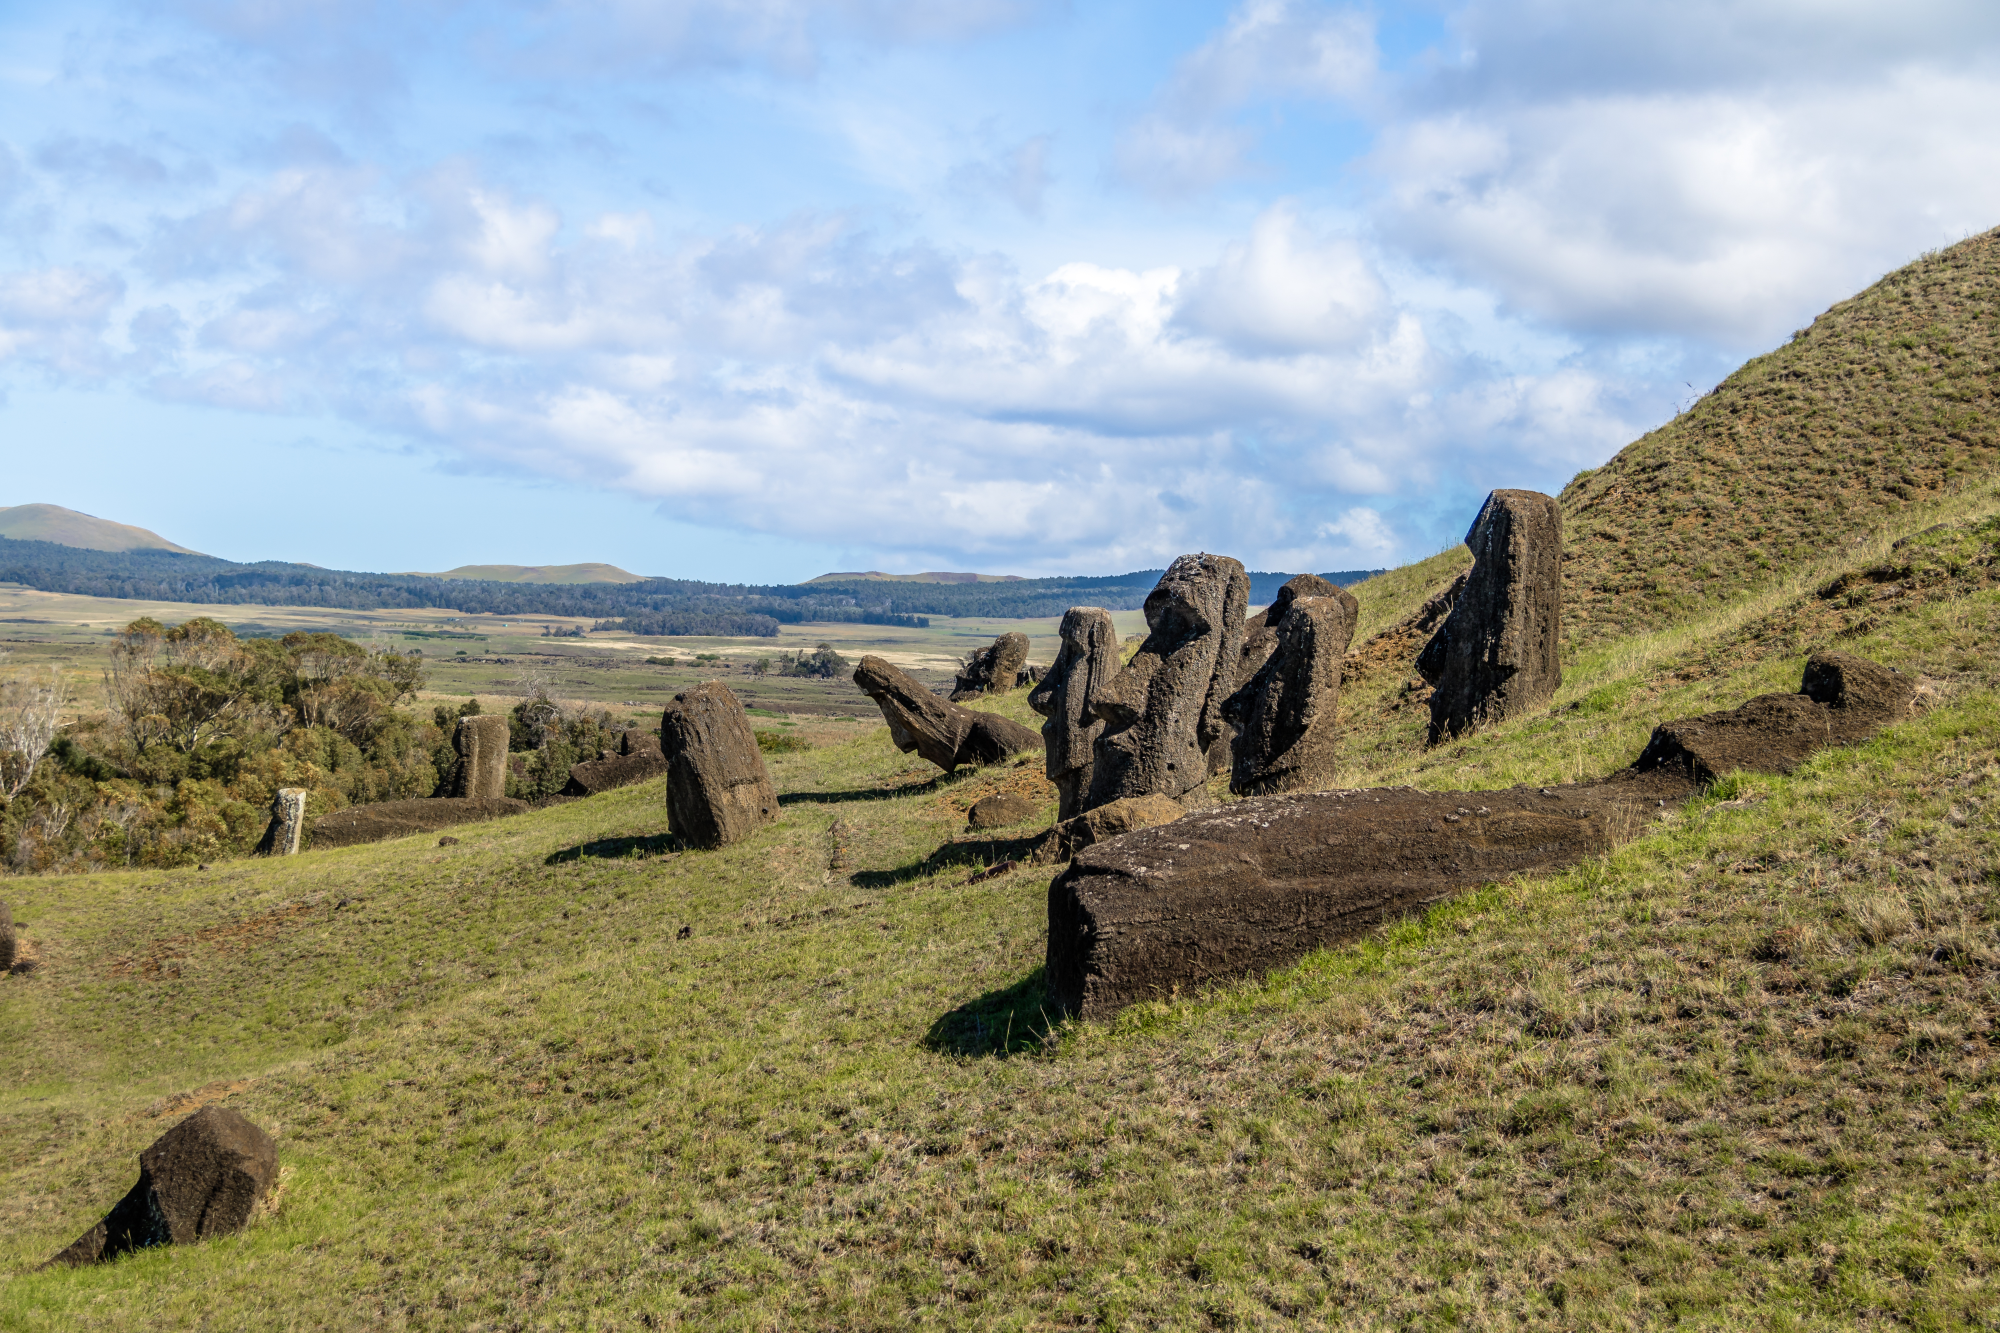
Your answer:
(776, 777), (941, 807)
(544, 833), (679, 865)
(923, 967), (1055, 1059)
(849, 830), (1053, 889)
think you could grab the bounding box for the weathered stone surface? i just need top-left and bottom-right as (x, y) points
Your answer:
(952, 632), (1031, 700)
(853, 656), (1043, 773)
(661, 682), (778, 849)
(1418, 490), (1563, 743)
(257, 788), (308, 856)
(1086, 554), (1248, 808)
(309, 797), (530, 849)
(563, 745), (667, 796)
(453, 714), (511, 798)
(968, 792), (1039, 829)
(1027, 607), (1119, 820)
(0, 900), (14, 974)
(1225, 590), (1359, 797)
(1234, 574), (1340, 692)
(1634, 651), (1917, 783)
(1049, 653), (1912, 1019)
(1062, 793), (1186, 851)
(46, 1106), (278, 1267)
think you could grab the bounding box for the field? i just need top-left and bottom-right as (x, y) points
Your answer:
(1, 476), (1997, 1328)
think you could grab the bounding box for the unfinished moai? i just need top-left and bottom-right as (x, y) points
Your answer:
(1417, 489), (1563, 743)
(1027, 607), (1119, 820)
(453, 714), (511, 799)
(1047, 651), (1915, 1020)
(1224, 587), (1359, 796)
(47, 1105), (279, 1268)
(660, 682), (779, 850)
(852, 656), (1042, 773)
(951, 632), (1031, 701)
(1085, 554), (1248, 809)
(259, 788), (308, 856)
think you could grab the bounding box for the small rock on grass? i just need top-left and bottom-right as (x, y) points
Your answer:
(968, 792), (1038, 829)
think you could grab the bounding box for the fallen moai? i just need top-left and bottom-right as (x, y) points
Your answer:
(47, 1105), (278, 1267)
(256, 788), (308, 856)
(1224, 587), (1359, 797)
(1086, 554), (1248, 808)
(453, 714), (511, 798)
(308, 797), (530, 849)
(1048, 651), (1915, 1020)
(1028, 607), (1119, 820)
(662, 682), (778, 849)
(1418, 489), (1563, 743)
(564, 731), (667, 796)
(853, 656), (1042, 773)
(952, 632), (1031, 700)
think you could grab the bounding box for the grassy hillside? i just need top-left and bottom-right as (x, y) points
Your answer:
(0, 504), (197, 555)
(408, 564), (645, 585)
(3, 237), (1999, 1328)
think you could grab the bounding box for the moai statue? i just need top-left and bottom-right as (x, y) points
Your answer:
(1417, 489), (1563, 744)
(1086, 554), (1248, 809)
(951, 632), (1031, 700)
(660, 682), (779, 849)
(263, 788), (309, 856)
(1027, 607), (1119, 821)
(1224, 588), (1358, 796)
(454, 714), (511, 799)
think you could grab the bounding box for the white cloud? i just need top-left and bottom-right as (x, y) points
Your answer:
(1177, 203), (1386, 353)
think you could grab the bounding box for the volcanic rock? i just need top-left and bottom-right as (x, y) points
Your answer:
(1027, 607), (1119, 820)
(1418, 489), (1563, 743)
(256, 787), (308, 856)
(1224, 589), (1359, 796)
(453, 714), (512, 798)
(1086, 554), (1248, 808)
(563, 745), (667, 796)
(968, 792), (1039, 829)
(1049, 652), (1914, 1020)
(951, 632), (1031, 700)
(46, 1106), (278, 1267)
(852, 656), (1042, 773)
(661, 682), (779, 849)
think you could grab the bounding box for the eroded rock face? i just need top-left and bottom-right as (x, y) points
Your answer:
(661, 682), (779, 850)
(1224, 589), (1359, 796)
(257, 788), (308, 856)
(1418, 490), (1563, 743)
(1086, 554), (1248, 808)
(453, 714), (512, 799)
(1049, 652), (1914, 1020)
(952, 632), (1031, 701)
(1027, 607), (1119, 820)
(853, 656), (1042, 773)
(47, 1106), (278, 1267)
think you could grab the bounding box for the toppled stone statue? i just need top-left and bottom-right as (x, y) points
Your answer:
(1048, 650), (1915, 1020)
(563, 731), (667, 797)
(453, 714), (511, 799)
(47, 1105), (278, 1267)
(661, 682), (779, 849)
(1086, 554), (1247, 809)
(1417, 489), (1563, 743)
(951, 632), (1031, 701)
(1027, 607), (1119, 820)
(1224, 587), (1359, 796)
(256, 788), (308, 856)
(853, 656), (1042, 774)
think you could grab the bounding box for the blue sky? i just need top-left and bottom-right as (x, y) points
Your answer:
(4, 1), (2000, 581)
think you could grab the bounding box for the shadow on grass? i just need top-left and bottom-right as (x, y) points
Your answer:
(777, 777), (944, 807)
(544, 833), (679, 864)
(850, 831), (1053, 889)
(924, 967), (1054, 1058)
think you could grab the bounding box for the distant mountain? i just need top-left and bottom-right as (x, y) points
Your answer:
(406, 563), (645, 585)
(805, 570), (1025, 584)
(0, 503), (200, 555)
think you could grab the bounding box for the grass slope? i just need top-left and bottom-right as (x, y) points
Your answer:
(0, 504), (197, 555)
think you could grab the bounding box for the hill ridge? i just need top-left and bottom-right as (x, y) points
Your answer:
(0, 503), (199, 555)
